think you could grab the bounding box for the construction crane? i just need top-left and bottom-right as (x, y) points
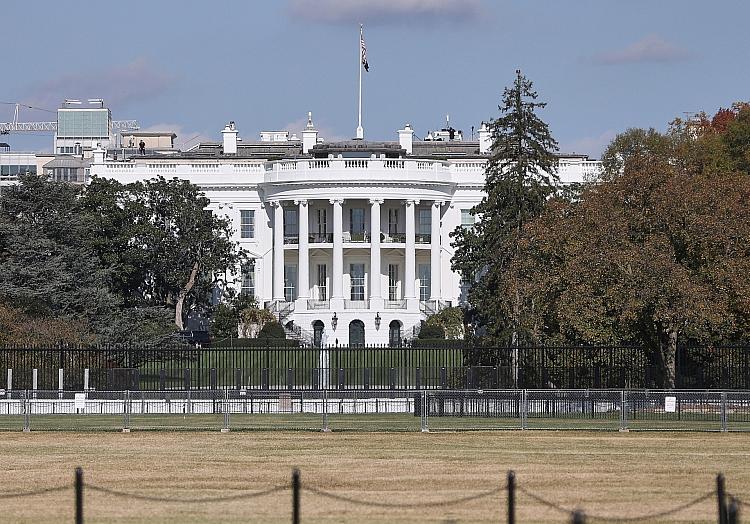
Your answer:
(0, 101), (139, 135)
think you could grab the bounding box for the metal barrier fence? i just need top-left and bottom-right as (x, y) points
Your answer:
(2, 389), (749, 433)
(2, 344), (749, 390)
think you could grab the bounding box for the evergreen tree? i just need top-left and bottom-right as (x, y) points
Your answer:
(451, 70), (559, 350)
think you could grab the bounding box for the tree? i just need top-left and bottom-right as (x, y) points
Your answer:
(84, 176), (246, 330)
(506, 126), (750, 387)
(258, 321), (286, 340)
(451, 70), (559, 353)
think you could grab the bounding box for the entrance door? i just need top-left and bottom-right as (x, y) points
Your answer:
(313, 320), (324, 348)
(388, 320), (402, 347)
(349, 320), (365, 346)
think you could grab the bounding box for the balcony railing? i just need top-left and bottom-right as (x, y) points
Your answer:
(309, 233), (333, 243)
(343, 232), (369, 243)
(384, 299), (407, 309)
(415, 233), (431, 244)
(307, 299), (330, 310)
(283, 234), (299, 245)
(344, 299), (370, 309)
(382, 233), (405, 243)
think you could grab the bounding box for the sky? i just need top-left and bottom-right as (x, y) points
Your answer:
(2, 0), (749, 158)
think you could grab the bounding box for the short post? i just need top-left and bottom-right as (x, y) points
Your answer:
(58, 368), (64, 398)
(415, 367), (422, 390)
(292, 468), (301, 524)
(718, 473), (728, 524)
(221, 389), (230, 433)
(507, 470), (515, 524)
(7, 368), (12, 395)
(571, 509), (586, 523)
(321, 389), (330, 432)
(183, 368), (191, 391)
(234, 368), (242, 390)
(440, 367), (447, 389)
(619, 390), (628, 432)
(420, 391), (429, 432)
(210, 367), (217, 390)
(721, 392), (728, 432)
(23, 393), (30, 432)
(122, 390), (131, 433)
(75, 467), (84, 524)
(728, 496), (740, 524)
(83, 369), (90, 392)
(32, 368), (38, 398)
(159, 369), (166, 391)
(337, 368), (344, 390)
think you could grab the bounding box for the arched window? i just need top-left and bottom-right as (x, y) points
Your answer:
(349, 320), (365, 346)
(313, 320), (325, 348)
(388, 320), (402, 347)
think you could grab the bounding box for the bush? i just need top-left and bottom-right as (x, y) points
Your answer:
(425, 307), (466, 340)
(258, 321), (286, 340)
(418, 324), (445, 340)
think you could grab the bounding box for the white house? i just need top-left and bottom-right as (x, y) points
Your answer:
(90, 115), (601, 346)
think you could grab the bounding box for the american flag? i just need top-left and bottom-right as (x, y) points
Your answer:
(360, 26), (369, 72)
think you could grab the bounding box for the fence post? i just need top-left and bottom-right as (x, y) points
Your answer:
(389, 368), (396, 390)
(364, 368), (370, 390)
(521, 390), (527, 430)
(221, 388), (230, 433)
(122, 390), (131, 432)
(440, 367), (447, 389)
(183, 368), (191, 391)
(32, 368), (38, 398)
(721, 392), (728, 432)
(322, 388), (330, 432)
(83, 369), (89, 392)
(620, 390), (628, 432)
(210, 368), (217, 390)
(23, 391), (30, 432)
(728, 496), (740, 524)
(292, 468), (300, 524)
(337, 368), (344, 390)
(75, 467), (83, 524)
(58, 368), (64, 398)
(6, 368), (11, 398)
(718, 473), (728, 524)
(507, 470), (515, 524)
(234, 368), (242, 390)
(262, 368), (269, 390)
(159, 369), (166, 391)
(421, 391), (429, 432)
(288, 368), (294, 391)
(571, 509), (586, 523)
(416, 367), (422, 390)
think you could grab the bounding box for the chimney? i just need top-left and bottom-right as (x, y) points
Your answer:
(92, 144), (105, 165)
(398, 123), (414, 155)
(478, 122), (492, 154)
(302, 112), (318, 154)
(222, 121), (238, 155)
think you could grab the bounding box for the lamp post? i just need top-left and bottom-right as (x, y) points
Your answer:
(375, 312), (381, 330)
(331, 312), (338, 331)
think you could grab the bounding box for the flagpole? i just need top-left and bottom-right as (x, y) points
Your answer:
(356, 24), (364, 139)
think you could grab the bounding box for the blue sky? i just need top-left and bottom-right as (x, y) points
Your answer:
(3, 0), (749, 158)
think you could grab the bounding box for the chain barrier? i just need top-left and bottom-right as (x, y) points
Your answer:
(517, 484), (717, 522)
(304, 484), (503, 509)
(85, 483), (287, 503)
(0, 485), (69, 499)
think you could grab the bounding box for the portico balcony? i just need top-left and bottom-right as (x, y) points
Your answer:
(384, 299), (407, 309)
(382, 232), (405, 243)
(343, 232), (369, 243)
(415, 233), (431, 244)
(344, 299), (370, 309)
(284, 234), (298, 244)
(307, 299), (330, 310)
(310, 233), (333, 243)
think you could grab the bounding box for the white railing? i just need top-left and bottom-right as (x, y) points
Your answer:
(308, 160), (329, 169)
(344, 299), (369, 309)
(344, 159), (368, 169)
(384, 160), (404, 169)
(384, 300), (407, 309)
(307, 300), (330, 310)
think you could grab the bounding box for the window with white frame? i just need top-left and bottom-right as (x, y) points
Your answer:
(388, 264), (399, 301)
(317, 264), (327, 301)
(240, 210), (255, 238)
(388, 208), (399, 235)
(460, 209), (474, 229)
(284, 208), (298, 236)
(417, 208), (431, 235)
(350, 208), (365, 234)
(316, 208), (327, 235)
(284, 264), (297, 302)
(418, 264), (431, 301)
(241, 260), (256, 297)
(350, 263), (365, 300)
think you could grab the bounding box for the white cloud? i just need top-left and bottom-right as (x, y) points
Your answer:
(559, 130), (617, 159)
(593, 35), (691, 65)
(287, 0), (485, 26)
(24, 58), (175, 111)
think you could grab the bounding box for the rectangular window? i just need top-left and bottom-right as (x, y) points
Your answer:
(417, 208), (431, 235)
(316, 209), (327, 235)
(388, 264), (399, 301)
(241, 260), (256, 297)
(388, 208), (399, 235)
(284, 208), (298, 236)
(317, 264), (327, 301)
(350, 208), (365, 234)
(418, 264), (431, 301)
(240, 210), (255, 238)
(461, 209), (474, 229)
(284, 264), (297, 302)
(350, 263), (365, 301)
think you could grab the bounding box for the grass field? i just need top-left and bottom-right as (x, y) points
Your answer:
(1, 431), (749, 523)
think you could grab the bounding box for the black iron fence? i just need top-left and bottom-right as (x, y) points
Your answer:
(0, 344), (748, 391)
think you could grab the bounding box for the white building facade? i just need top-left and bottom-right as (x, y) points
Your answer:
(90, 117), (601, 346)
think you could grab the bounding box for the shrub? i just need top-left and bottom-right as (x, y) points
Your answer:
(258, 321), (286, 340)
(418, 324), (445, 340)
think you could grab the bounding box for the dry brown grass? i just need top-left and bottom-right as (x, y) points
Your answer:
(1, 431), (749, 523)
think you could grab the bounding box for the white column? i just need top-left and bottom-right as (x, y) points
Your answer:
(272, 202), (284, 301)
(331, 198), (344, 308)
(430, 201), (443, 300)
(369, 199), (383, 307)
(404, 199), (418, 305)
(296, 200), (309, 306)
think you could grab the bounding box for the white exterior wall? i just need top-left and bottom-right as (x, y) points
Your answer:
(90, 154), (598, 345)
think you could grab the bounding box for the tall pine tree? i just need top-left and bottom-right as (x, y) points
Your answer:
(451, 70), (559, 353)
